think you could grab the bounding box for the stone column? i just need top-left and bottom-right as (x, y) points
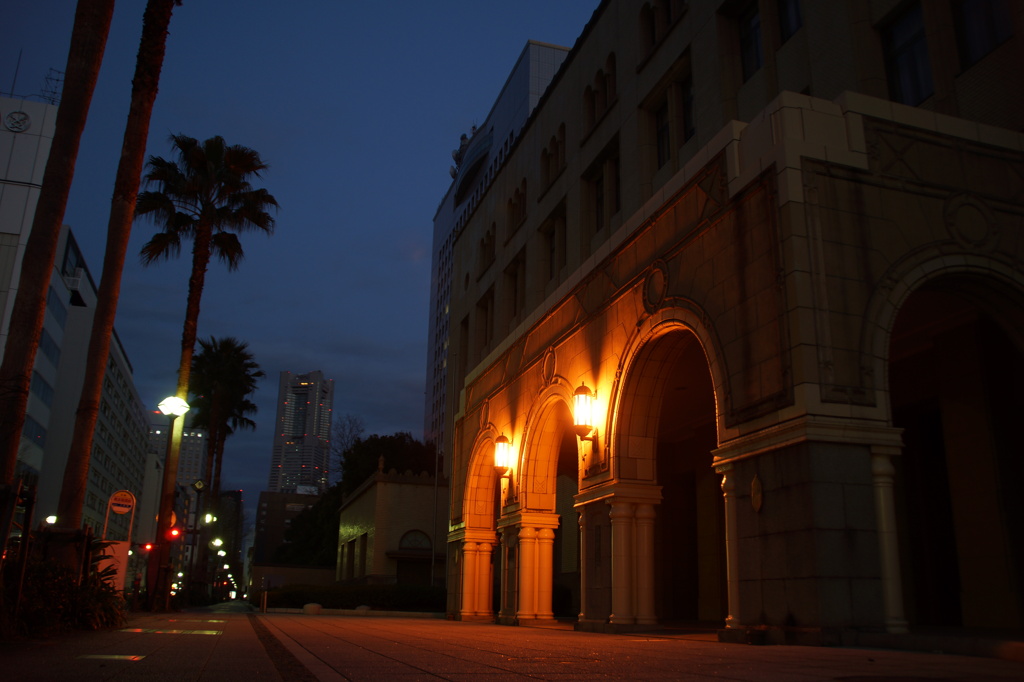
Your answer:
(476, 541), (494, 618)
(498, 529), (514, 621)
(517, 526), (538, 620)
(536, 528), (556, 620)
(634, 503), (657, 624)
(608, 501), (635, 624)
(872, 449), (909, 634)
(718, 464), (741, 629)
(460, 541), (478, 618)
(577, 510), (587, 621)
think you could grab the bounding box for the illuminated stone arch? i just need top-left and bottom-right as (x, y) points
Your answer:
(462, 426), (505, 532)
(452, 426), (505, 620)
(517, 381), (576, 513)
(608, 304), (728, 473)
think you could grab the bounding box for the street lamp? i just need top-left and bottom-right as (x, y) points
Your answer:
(151, 395), (189, 611)
(573, 383), (597, 439)
(493, 434), (512, 476)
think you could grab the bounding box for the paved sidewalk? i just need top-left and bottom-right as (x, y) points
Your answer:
(0, 605), (281, 681)
(1, 606), (1023, 680)
(258, 613), (1024, 681)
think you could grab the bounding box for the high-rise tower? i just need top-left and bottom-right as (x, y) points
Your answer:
(267, 370), (333, 494)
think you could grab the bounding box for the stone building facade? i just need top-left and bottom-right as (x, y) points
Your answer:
(441, 0), (1024, 642)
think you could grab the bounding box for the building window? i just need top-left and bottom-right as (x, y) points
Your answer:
(680, 74), (695, 143)
(541, 124), (566, 188)
(954, 0), (1012, 69)
(46, 287), (67, 329)
(779, 0), (802, 43)
(738, 1), (763, 82)
(585, 142), (620, 236)
(655, 101), (671, 169)
(30, 371), (54, 408)
(504, 250), (527, 322)
(639, 1), (688, 56)
(540, 210), (567, 283)
(882, 2), (934, 106)
(478, 225), (496, 277)
(23, 414), (47, 448)
(584, 53), (617, 132)
(646, 51), (694, 175)
(506, 179), (527, 231)
(38, 327), (61, 367)
(476, 287), (495, 354)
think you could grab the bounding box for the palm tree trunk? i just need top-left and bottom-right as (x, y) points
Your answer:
(175, 224), (214, 401)
(56, 0), (177, 528)
(0, 0), (114, 485)
(212, 428), (228, 501)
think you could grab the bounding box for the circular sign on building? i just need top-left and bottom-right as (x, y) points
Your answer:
(110, 490), (136, 515)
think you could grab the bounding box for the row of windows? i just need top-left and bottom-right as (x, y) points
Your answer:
(456, 0), (1015, 371)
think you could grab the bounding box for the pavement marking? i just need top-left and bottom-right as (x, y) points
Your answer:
(119, 628), (223, 635)
(169, 618), (226, 623)
(78, 654), (146, 661)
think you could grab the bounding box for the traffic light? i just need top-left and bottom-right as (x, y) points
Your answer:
(166, 526), (183, 541)
(143, 542), (154, 552)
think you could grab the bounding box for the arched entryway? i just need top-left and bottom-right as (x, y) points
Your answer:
(496, 393), (580, 624)
(888, 275), (1024, 630)
(611, 323), (726, 626)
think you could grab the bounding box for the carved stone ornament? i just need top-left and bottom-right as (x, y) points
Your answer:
(751, 474), (763, 513)
(945, 194), (997, 251)
(542, 347), (556, 385)
(643, 260), (668, 314)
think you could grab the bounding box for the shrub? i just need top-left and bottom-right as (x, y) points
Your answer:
(255, 583), (445, 613)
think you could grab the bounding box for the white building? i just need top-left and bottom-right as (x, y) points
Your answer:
(1, 95), (150, 542)
(424, 40), (574, 459)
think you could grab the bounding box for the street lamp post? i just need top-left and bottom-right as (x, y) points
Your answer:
(151, 395), (189, 611)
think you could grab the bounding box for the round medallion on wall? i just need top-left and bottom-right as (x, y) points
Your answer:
(541, 347), (556, 385)
(479, 399), (489, 430)
(4, 111), (31, 133)
(944, 194), (997, 251)
(643, 260), (668, 314)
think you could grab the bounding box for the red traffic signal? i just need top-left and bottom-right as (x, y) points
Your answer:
(166, 526), (184, 541)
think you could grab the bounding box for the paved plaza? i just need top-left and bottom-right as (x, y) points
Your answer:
(1, 605), (1022, 681)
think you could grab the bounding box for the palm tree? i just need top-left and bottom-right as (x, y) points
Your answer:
(0, 0), (115, 485)
(136, 134), (277, 407)
(55, 0), (180, 529)
(189, 336), (263, 501)
(136, 136), (275, 607)
(187, 336), (261, 599)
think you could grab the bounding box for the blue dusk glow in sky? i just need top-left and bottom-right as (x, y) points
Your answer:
(0, 2), (599, 517)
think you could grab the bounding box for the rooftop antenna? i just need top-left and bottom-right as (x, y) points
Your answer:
(8, 49), (22, 97)
(40, 68), (63, 105)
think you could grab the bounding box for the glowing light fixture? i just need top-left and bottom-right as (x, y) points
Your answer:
(494, 434), (512, 475)
(573, 383), (597, 439)
(158, 395), (190, 418)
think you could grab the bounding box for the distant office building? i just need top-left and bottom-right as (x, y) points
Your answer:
(147, 418), (209, 542)
(267, 370), (333, 494)
(1, 95), (149, 541)
(251, 490), (319, 564)
(424, 41), (572, 463)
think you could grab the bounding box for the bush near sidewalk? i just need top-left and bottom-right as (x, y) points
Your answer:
(254, 583), (445, 613)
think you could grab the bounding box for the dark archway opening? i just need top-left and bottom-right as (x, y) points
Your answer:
(647, 331), (725, 624)
(889, 279), (1024, 630)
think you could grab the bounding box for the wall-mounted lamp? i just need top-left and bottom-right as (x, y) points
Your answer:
(494, 434), (513, 476)
(573, 383), (598, 440)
